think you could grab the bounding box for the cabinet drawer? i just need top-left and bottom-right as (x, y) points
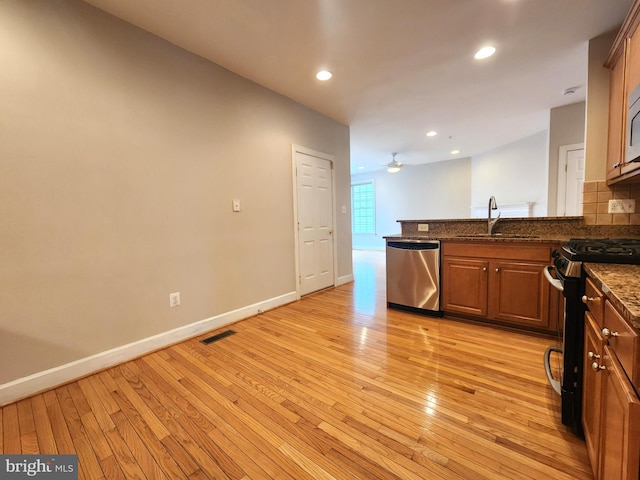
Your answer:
(441, 242), (552, 262)
(604, 300), (640, 391)
(584, 277), (605, 327)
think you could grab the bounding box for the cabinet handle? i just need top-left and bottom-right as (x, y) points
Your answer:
(601, 328), (619, 338)
(482, 267), (487, 272)
(581, 295), (594, 304)
(587, 351), (601, 360)
(591, 361), (606, 372)
(495, 268), (500, 273)
(613, 162), (621, 168)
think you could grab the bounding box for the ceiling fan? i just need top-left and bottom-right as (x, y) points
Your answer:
(386, 153), (402, 173)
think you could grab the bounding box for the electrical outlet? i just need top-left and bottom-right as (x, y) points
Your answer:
(232, 199), (241, 212)
(608, 199), (636, 214)
(418, 223), (429, 232)
(169, 292), (181, 307)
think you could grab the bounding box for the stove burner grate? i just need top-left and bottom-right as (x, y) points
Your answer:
(567, 238), (640, 257)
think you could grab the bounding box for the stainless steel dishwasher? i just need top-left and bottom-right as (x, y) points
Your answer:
(386, 239), (442, 316)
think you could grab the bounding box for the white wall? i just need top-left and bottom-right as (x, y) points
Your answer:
(471, 131), (549, 217)
(351, 158), (472, 249)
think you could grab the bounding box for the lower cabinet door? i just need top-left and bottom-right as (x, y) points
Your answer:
(490, 260), (550, 329)
(599, 346), (640, 480)
(583, 313), (605, 478)
(442, 257), (488, 317)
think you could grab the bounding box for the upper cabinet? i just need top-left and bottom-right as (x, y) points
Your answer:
(607, 44), (626, 181)
(606, 1), (640, 184)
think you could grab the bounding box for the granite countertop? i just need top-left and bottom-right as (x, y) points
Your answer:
(384, 233), (569, 244)
(583, 263), (640, 329)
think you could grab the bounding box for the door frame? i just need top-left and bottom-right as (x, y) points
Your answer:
(556, 142), (585, 216)
(291, 144), (337, 299)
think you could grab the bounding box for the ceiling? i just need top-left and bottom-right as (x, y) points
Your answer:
(82, 0), (633, 174)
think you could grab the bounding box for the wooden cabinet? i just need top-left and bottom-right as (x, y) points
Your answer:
(599, 345), (640, 480)
(441, 242), (557, 333)
(583, 312), (605, 477)
(582, 275), (640, 480)
(607, 46), (626, 181)
(606, 2), (640, 184)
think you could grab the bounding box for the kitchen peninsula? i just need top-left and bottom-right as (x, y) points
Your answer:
(386, 216), (640, 335)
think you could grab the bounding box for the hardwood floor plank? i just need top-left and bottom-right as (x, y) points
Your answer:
(56, 386), (104, 480)
(42, 390), (75, 455)
(110, 410), (168, 480)
(2, 403), (20, 453)
(109, 366), (171, 441)
(97, 454), (127, 480)
(16, 399), (38, 454)
(30, 395), (58, 454)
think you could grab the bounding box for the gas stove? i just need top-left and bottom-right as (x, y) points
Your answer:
(554, 238), (640, 278)
(545, 236), (640, 436)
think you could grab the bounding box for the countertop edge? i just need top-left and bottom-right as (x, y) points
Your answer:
(583, 263), (640, 328)
(384, 234), (567, 244)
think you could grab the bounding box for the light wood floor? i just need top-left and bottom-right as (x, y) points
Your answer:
(1, 250), (592, 479)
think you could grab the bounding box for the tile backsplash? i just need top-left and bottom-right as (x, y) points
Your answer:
(582, 181), (640, 225)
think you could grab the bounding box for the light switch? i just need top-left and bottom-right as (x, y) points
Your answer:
(341, 205), (347, 214)
(232, 199), (241, 212)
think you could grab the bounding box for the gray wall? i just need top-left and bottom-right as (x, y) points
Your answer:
(548, 102), (586, 214)
(0, 0), (351, 388)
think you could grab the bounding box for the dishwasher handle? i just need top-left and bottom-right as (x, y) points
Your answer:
(387, 241), (440, 250)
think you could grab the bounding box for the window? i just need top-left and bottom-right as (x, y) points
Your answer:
(351, 182), (375, 234)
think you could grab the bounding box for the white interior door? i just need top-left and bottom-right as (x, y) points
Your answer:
(295, 149), (335, 296)
(557, 144), (585, 216)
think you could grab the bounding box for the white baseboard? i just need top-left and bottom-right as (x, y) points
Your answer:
(336, 273), (354, 286)
(0, 291), (297, 407)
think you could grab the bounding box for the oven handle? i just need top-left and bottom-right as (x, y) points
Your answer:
(543, 265), (564, 292)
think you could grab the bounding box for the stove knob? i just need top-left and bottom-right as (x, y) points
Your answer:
(601, 328), (619, 338)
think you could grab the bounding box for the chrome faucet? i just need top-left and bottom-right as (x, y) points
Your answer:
(488, 196), (500, 235)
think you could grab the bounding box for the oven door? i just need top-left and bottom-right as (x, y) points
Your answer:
(544, 261), (585, 436)
(543, 265), (564, 395)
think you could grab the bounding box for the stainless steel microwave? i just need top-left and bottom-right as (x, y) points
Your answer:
(627, 82), (640, 164)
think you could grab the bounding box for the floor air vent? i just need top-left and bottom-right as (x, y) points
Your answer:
(200, 329), (236, 345)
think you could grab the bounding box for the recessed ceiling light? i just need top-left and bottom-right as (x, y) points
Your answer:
(316, 70), (332, 81)
(474, 46), (496, 60)
(451, 150), (460, 155)
(426, 131), (438, 137)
